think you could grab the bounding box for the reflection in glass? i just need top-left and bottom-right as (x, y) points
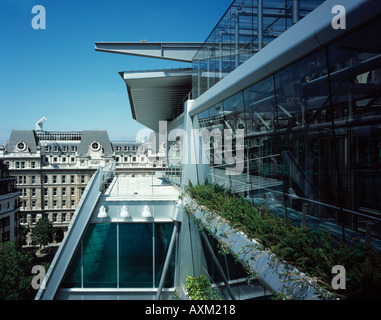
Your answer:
(83, 223), (117, 288)
(154, 223), (175, 288)
(60, 222), (176, 289)
(195, 17), (381, 240)
(166, 122), (184, 187)
(61, 243), (82, 288)
(119, 224), (153, 288)
(275, 50), (328, 129)
(192, 0), (324, 98)
(201, 232), (247, 287)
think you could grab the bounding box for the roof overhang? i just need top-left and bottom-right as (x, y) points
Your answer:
(95, 42), (203, 63)
(119, 68), (192, 132)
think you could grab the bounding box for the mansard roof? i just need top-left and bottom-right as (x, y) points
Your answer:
(77, 130), (114, 155)
(6, 130), (38, 153)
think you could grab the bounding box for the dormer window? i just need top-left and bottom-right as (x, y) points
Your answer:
(91, 141), (101, 152)
(16, 141), (27, 151)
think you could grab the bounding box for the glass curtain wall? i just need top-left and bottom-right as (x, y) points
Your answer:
(166, 140), (182, 187)
(192, 0), (325, 98)
(196, 18), (381, 240)
(61, 222), (175, 289)
(201, 232), (248, 285)
(166, 121), (185, 187)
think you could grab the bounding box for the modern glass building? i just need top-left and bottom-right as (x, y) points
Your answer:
(193, 12), (381, 242)
(37, 0), (381, 300)
(108, 0), (381, 243)
(192, 0), (325, 98)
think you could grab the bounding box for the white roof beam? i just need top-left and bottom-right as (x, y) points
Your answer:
(95, 42), (203, 63)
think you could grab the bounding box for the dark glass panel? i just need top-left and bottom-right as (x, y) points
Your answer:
(275, 50), (329, 129)
(327, 19), (381, 120)
(119, 223), (153, 288)
(201, 232), (247, 286)
(61, 243), (82, 288)
(243, 77), (281, 201)
(83, 223), (117, 288)
(154, 223), (175, 288)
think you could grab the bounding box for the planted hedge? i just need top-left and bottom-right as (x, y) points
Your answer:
(185, 181), (381, 300)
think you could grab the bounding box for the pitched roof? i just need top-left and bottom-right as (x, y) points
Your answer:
(6, 130), (38, 153)
(77, 130), (113, 155)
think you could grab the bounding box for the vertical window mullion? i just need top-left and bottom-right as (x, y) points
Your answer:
(117, 223), (119, 288)
(81, 239), (84, 289)
(152, 222), (155, 288)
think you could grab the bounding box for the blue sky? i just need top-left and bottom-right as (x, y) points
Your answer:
(0, 0), (233, 144)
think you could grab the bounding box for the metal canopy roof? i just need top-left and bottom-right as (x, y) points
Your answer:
(119, 68), (192, 132)
(95, 42), (203, 63)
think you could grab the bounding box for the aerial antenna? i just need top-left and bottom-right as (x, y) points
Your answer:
(36, 117), (47, 131)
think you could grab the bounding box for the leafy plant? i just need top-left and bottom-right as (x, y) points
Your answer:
(185, 275), (223, 300)
(0, 242), (36, 300)
(31, 217), (55, 247)
(185, 181), (381, 300)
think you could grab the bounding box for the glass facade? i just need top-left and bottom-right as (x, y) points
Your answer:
(201, 232), (247, 285)
(62, 222), (175, 289)
(83, 224), (118, 288)
(166, 139), (182, 187)
(192, 0), (325, 98)
(166, 120), (185, 187)
(119, 224), (153, 288)
(195, 18), (381, 240)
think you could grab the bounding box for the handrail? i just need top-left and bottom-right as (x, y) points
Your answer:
(36, 163), (109, 300)
(100, 161), (116, 192)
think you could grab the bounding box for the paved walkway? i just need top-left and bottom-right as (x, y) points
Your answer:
(105, 174), (179, 200)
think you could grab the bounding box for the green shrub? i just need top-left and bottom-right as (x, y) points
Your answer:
(185, 181), (381, 300)
(0, 242), (36, 300)
(185, 275), (222, 300)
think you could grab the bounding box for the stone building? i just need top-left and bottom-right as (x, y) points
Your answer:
(0, 129), (165, 239)
(0, 159), (21, 243)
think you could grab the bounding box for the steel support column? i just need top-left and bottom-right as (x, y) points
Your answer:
(258, 0), (263, 50)
(292, 0), (300, 24)
(155, 220), (181, 300)
(200, 231), (236, 300)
